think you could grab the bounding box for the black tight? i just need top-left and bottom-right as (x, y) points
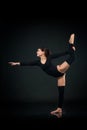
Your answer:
(57, 86), (64, 108)
(66, 44), (75, 65)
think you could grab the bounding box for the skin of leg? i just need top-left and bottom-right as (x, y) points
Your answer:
(57, 61), (70, 74)
(57, 73), (66, 86)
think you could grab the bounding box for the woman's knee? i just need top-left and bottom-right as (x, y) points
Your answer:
(57, 63), (69, 73)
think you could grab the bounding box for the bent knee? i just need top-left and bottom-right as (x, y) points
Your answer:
(57, 65), (65, 73)
(57, 63), (70, 73)
(57, 65), (63, 72)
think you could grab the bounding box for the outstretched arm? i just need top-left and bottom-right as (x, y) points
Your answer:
(8, 60), (39, 66)
(8, 62), (20, 66)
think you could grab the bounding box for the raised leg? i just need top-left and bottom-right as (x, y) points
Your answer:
(57, 33), (76, 74)
(50, 33), (76, 118)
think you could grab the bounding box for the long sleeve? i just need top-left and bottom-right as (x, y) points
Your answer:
(20, 60), (39, 66)
(50, 51), (68, 59)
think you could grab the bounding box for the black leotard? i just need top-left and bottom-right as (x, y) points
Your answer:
(20, 51), (68, 78)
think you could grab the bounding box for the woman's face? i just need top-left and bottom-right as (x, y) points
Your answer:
(36, 48), (45, 57)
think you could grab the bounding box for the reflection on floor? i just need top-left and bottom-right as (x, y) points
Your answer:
(0, 100), (87, 128)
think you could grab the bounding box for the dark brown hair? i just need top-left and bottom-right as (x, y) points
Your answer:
(40, 48), (51, 57)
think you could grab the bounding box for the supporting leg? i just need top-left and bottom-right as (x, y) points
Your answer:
(51, 74), (66, 118)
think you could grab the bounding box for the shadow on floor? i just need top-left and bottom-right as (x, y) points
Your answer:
(0, 101), (87, 128)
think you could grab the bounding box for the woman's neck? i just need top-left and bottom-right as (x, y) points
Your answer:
(40, 55), (46, 60)
(40, 55), (47, 64)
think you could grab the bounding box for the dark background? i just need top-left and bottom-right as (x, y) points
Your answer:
(1, 18), (87, 102)
(0, 11), (87, 128)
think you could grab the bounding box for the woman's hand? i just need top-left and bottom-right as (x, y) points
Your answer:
(8, 62), (20, 66)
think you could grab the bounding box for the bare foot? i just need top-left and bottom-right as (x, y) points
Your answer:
(50, 108), (62, 118)
(69, 33), (76, 51)
(69, 33), (75, 44)
(52, 112), (62, 118)
(51, 109), (58, 115)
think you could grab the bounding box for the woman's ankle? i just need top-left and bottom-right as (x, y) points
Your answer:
(57, 107), (62, 112)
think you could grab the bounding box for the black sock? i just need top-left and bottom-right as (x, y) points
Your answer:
(57, 86), (65, 108)
(66, 44), (75, 65)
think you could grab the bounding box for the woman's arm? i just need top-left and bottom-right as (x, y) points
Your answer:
(8, 60), (39, 66)
(8, 62), (20, 66)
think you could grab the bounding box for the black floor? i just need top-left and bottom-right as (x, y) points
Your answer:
(0, 101), (87, 129)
